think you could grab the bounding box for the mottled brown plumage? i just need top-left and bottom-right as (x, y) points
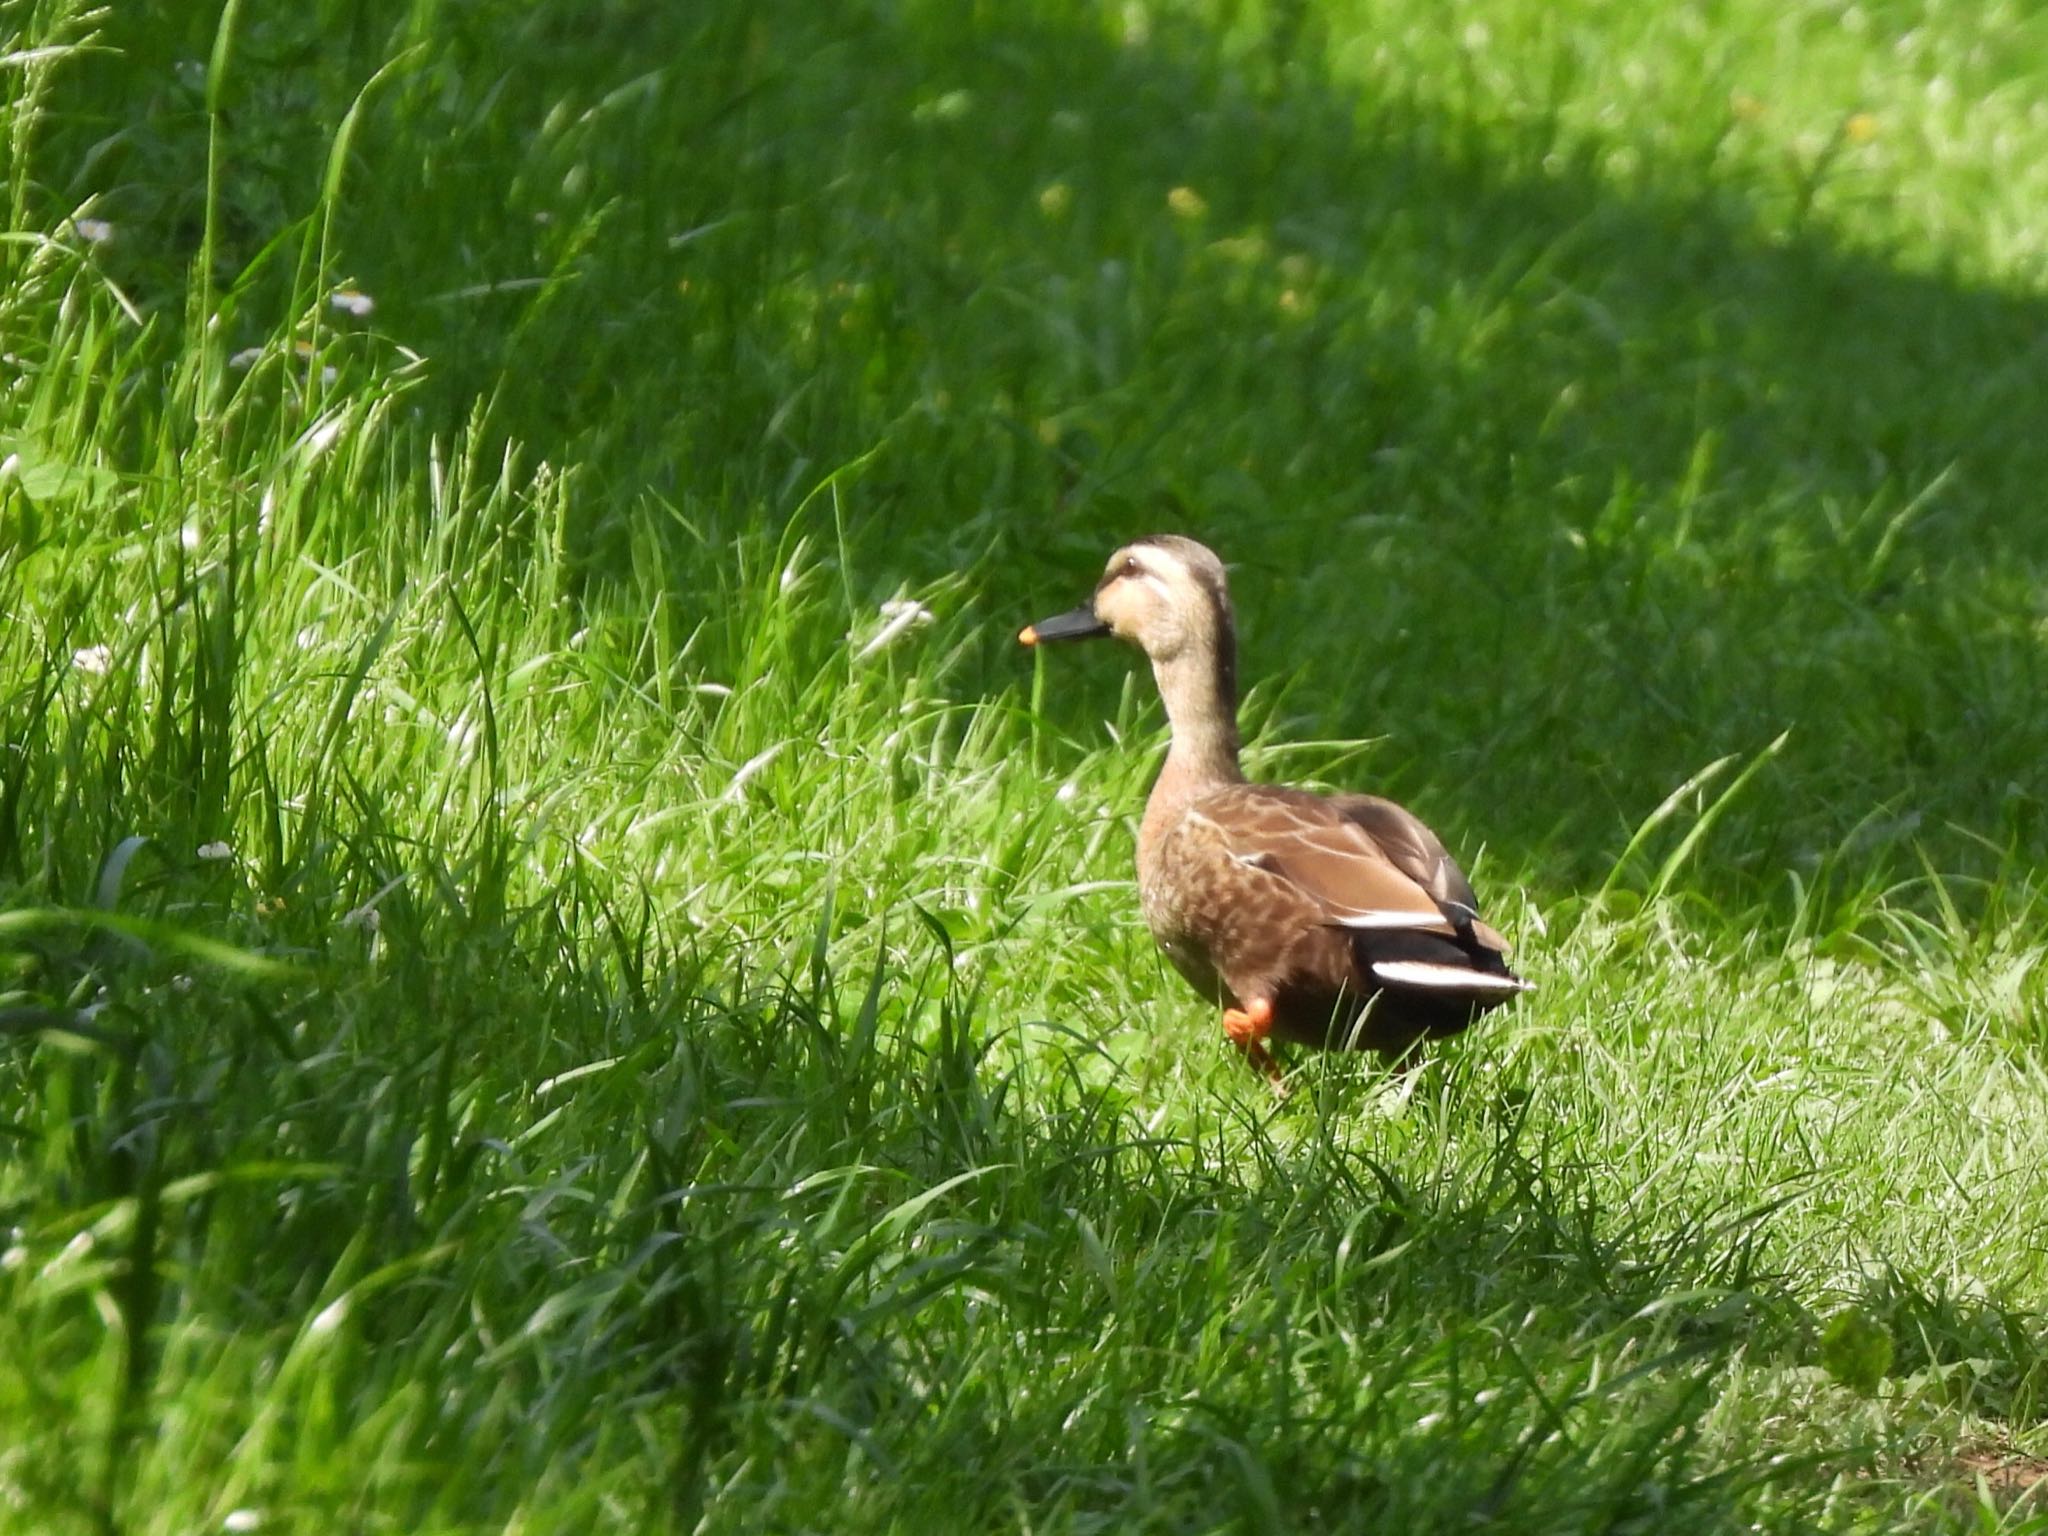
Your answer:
(1022, 535), (1527, 1079)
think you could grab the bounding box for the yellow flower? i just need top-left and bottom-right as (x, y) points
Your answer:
(1843, 112), (1879, 144)
(1167, 186), (1208, 219)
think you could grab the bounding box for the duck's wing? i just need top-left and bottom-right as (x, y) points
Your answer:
(1324, 793), (1481, 923)
(1191, 785), (1524, 1002)
(1187, 785), (1459, 936)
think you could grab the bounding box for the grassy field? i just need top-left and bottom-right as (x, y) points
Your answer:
(5, 0), (2048, 1529)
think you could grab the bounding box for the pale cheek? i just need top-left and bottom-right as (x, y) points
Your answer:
(1146, 616), (1188, 655)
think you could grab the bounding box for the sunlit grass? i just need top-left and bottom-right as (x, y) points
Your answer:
(4, 0), (2048, 1530)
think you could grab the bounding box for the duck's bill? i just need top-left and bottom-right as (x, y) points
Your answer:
(1018, 604), (1110, 646)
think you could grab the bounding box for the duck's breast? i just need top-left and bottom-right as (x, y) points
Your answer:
(1139, 802), (1333, 1008)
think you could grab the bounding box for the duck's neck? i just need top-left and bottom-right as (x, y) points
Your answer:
(1140, 645), (1243, 861)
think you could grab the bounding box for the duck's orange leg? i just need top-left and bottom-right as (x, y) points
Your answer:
(1221, 997), (1283, 1085)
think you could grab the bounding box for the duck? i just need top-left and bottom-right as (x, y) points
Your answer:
(1021, 535), (1527, 1081)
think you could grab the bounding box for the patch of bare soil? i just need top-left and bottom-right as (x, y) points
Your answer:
(1950, 1445), (2048, 1502)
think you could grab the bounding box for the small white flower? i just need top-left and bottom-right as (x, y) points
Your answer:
(181, 524), (201, 551)
(291, 342), (340, 389)
(72, 644), (113, 674)
(228, 347), (264, 370)
(74, 218), (115, 244)
(1055, 781), (1078, 803)
(197, 841), (234, 861)
(341, 880), (408, 931)
(224, 1511), (265, 1533)
(329, 287), (375, 318)
(853, 597), (936, 660)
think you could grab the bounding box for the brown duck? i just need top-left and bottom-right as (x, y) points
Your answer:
(1021, 535), (1528, 1080)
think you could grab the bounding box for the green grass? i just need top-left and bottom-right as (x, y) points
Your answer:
(5, 0), (2048, 1529)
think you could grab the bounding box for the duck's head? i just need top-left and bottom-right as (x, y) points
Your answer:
(1020, 535), (1237, 706)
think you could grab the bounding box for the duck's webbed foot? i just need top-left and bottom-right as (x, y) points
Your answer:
(1221, 996), (1284, 1088)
